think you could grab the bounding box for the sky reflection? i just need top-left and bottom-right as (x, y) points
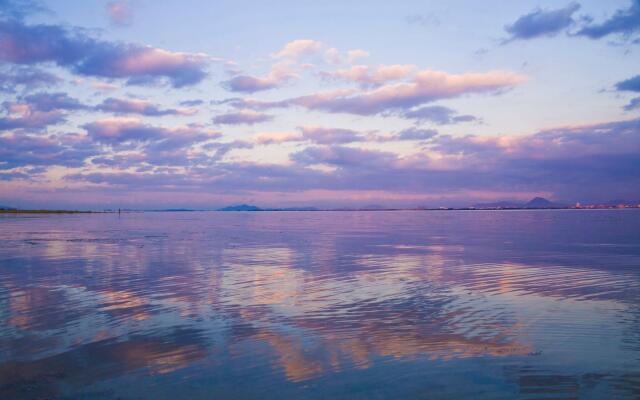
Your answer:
(0, 210), (639, 399)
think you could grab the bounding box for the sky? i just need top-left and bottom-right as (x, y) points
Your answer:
(0, 0), (639, 209)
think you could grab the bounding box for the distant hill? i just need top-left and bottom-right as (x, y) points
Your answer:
(218, 204), (262, 211)
(474, 197), (566, 209)
(524, 197), (565, 208)
(0, 205), (16, 210)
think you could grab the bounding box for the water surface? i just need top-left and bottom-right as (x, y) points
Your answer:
(1, 210), (639, 399)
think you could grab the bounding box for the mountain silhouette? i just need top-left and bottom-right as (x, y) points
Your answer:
(524, 197), (565, 208)
(474, 197), (566, 209)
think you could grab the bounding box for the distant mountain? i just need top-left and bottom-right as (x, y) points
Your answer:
(218, 204), (262, 211)
(524, 197), (565, 208)
(474, 197), (566, 209)
(0, 205), (16, 210)
(524, 197), (552, 208)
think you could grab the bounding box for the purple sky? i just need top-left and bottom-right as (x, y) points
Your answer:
(0, 0), (639, 209)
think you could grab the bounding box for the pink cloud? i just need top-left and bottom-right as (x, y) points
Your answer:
(252, 131), (304, 145)
(222, 61), (295, 93)
(252, 126), (365, 145)
(113, 47), (208, 79)
(91, 81), (119, 91)
(6, 118), (639, 207)
(271, 40), (361, 65)
(0, 102), (66, 129)
(422, 118), (640, 171)
(272, 40), (324, 59)
(321, 64), (417, 87)
(291, 70), (525, 115)
(0, 19), (209, 87)
(107, 1), (133, 26)
(230, 69), (525, 116)
(346, 49), (370, 64)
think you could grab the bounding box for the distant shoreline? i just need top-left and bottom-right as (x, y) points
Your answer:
(1, 207), (638, 214)
(0, 210), (96, 214)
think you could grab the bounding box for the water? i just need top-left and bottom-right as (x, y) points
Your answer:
(0, 210), (639, 399)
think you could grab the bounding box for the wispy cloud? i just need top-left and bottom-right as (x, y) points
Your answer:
(616, 74), (640, 92)
(96, 98), (197, 116)
(0, 66), (60, 92)
(212, 110), (273, 125)
(275, 70), (525, 115)
(576, 0), (640, 40)
(0, 132), (97, 170)
(624, 97), (640, 111)
(503, 1), (640, 44)
(320, 64), (416, 87)
(503, 2), (580, 42)
(402, 105), (477, 125)
(83, 118), (220, 145)
(106, 0), (133, 26)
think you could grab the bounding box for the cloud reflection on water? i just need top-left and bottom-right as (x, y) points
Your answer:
(0, 211), (639, 398)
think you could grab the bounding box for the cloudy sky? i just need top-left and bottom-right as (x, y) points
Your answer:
(0, 0), (639, 209)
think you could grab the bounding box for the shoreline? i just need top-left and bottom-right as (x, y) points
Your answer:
(0, 210), (96, 214)
(1, 207), (638, 214)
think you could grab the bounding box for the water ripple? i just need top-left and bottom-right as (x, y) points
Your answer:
(0, 210), (639, 399)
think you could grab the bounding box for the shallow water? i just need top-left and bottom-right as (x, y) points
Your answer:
(0, 210), (639, 399)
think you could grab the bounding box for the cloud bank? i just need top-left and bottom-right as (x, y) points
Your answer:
(0, 19), (208, 87)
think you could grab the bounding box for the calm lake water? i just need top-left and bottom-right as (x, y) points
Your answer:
(1, 210), (639, 399)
